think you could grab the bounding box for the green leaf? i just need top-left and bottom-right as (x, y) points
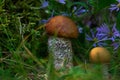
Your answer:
(66, 1), (88, 9)
(117, 12), (120, 31)
(91, 0), (116, 13)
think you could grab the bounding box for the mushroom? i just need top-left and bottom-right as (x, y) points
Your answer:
(45, 15), (79, 70)
(89, 47), (111, 80)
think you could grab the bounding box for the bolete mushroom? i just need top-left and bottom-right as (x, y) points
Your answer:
(45, 15), (79, 70)
(89, 47), (111, 80)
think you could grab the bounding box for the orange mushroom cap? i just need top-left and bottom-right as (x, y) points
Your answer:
(45, 15), (79, 38)
(89, 47), (111, 63)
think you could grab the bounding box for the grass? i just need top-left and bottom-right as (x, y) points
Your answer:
(0, 0), (120, 80)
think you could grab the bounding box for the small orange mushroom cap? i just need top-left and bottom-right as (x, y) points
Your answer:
(45, 15), (79, 38)
(89, 47), (111, 63)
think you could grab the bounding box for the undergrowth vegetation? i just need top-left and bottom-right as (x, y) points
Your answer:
(0, 0), (120, 80)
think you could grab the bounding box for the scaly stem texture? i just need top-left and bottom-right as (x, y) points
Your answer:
(48, 36), (73, 70)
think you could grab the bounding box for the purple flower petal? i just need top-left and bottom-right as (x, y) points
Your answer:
(86, 29), (108, 47)
(112, 23), (120, 37)
(109, 6), (117, 10)
(111, 42), (120, 50)
(97, 23), (110, 33)
(39, 19), (48, 24)
(78, 27), (83, 33)
(116, 7), (120, 11)
(73, 6), (88, 16)
(111, 4), (117, 7)
(41, 1), (49, 8)
(118, 0), (120, 3)
(109, 2), (120, 12)
(57, 0), (66, 4)
(86, 34), (93, 41)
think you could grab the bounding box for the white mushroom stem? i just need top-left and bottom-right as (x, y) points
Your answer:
(48, 36), (73, 70)
(101, 64), (110, 80)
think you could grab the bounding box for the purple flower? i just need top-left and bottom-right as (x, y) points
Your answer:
(78, 27), (83, 33)
(40, 1), (49, 8)
(86, 30), (107, 46)
(111, 41), (120, 50)
(109, 0), (120, 12)
(56, 0), (66, 4)
(73, 6), (88, 16)
(96, 23), (110, 39)
(30, 1), (49, 9)
(97, 23), (120, 41)
(112, 23), (120, 38)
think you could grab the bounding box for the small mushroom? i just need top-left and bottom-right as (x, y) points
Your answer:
(45, 15), (79, 70)
(89, 47), (111, 80)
